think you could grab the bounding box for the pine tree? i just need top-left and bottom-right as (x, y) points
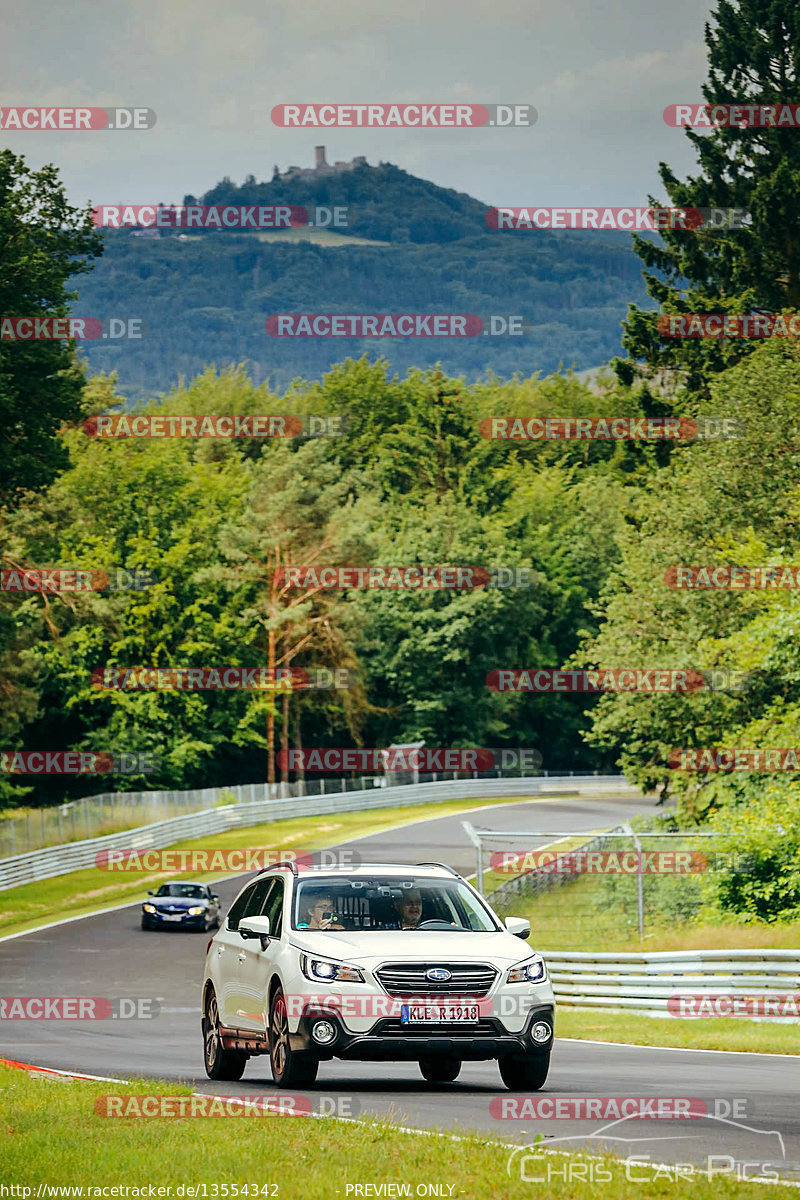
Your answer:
(616, 0), (800, 397)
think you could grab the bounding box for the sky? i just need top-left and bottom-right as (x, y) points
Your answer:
(0, 0), (715, 210)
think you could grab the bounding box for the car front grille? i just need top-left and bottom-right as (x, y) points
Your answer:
(375, 962), (498, 997)
(375, 1018), (502, 1038)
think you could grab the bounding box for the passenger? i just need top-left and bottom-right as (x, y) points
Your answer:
(302, 893), (345, 930)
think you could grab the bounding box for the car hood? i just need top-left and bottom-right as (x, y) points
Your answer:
(149, 897), (208, 909)
(288, 929), (542, 968)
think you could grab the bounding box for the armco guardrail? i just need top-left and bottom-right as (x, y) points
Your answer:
(0, 774), (638, 891)
(546, 949), (800, 1015)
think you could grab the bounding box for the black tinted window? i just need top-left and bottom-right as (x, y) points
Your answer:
(262, 878), (285, 938)
(240, 877), (274, 925)
(156, 884), (207, 898)
(226, 882), (257, 931)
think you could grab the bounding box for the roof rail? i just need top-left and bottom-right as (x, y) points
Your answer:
(256, 859), (298, 876)
(416, 861), (461, 877)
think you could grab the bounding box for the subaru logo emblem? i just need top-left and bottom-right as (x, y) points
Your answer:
(426, 968), (452, 982)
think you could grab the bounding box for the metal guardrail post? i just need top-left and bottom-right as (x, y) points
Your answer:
(622, 822), (644, 942)
(461, 821), (483, 892)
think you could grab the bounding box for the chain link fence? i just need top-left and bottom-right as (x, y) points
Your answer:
(464, 821), (736, 943)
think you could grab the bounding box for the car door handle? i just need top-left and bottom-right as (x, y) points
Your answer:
(238, 952), (247, 963)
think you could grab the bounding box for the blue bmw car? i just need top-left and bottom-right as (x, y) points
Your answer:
(141, 882), (221, 932)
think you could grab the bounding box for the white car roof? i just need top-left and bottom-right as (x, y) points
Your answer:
(266, 862), (459, 879)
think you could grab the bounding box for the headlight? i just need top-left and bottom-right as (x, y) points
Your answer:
(143, 904), (156, 914)
(187, 906), (205, 916)
(507, 957), (547, 983)
(300, 954), (365, 983)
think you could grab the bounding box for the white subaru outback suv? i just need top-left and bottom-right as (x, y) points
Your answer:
(201, 861), (555, 1090)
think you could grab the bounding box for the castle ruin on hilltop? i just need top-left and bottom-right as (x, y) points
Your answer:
(275, 146), (368, 182)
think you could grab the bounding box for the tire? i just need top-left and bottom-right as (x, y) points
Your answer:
(203, 990), (247, 1081)
(140, 917), (152, 931)
(419, 1056), (461, 1083)
(499, 1053), (550, 1091)
(269, 987), (319, 1088)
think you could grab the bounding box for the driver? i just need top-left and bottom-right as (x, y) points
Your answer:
(393, 888), (423, 929)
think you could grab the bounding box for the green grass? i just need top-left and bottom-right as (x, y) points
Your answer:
(0, 794), (549, 940)
(556, 1009), (800, 1054)
(0, 1063), (785, 1198)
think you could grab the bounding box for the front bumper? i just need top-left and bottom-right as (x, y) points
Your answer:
(289, 1004), (554, 1061)
(144, 909), (207, 927)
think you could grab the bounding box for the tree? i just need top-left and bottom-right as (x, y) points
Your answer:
(0, 151), (103, 506)
(583, 340), (800, 805)
(209, 440), (372, 784)
(616, 0), (800, 397)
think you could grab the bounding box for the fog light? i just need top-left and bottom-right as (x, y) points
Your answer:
(311, 1019), (337, 1045)
(531, 1021), (552, 1044)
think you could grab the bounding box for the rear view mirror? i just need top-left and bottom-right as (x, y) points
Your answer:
(505, 916), (531, 940)
(239, 915), (272, 948)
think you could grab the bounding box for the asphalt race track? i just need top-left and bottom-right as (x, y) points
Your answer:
(2, 792), (798, 1183)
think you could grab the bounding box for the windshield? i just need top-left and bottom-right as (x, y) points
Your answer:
(292, 876), (500, 932)
(155, 884), (207, 898)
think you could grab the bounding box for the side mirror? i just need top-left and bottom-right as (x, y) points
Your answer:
(505, 916), (531, 940)
(211, 893), (220, 901)
(239, 916), (272, 948)
(147, 890), (155, 896)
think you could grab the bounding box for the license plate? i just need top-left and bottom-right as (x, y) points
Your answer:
(400, 1004), (479, 1024)
(162, 914), (184, 922)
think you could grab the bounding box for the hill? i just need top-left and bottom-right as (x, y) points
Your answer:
(71, 156), (652, 398)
